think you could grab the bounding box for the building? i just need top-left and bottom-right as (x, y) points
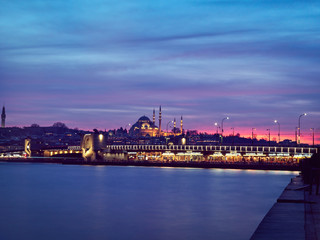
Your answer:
(1, 106), (5, 128)
(129, 106), (183, 137)
(129, 113), (159, 137)
(172, 116), (184, 136)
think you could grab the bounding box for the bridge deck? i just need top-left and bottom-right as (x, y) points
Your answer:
(107, 145), (318, 156)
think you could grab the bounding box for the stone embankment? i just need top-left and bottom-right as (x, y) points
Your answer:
(250, 175), (320, 240)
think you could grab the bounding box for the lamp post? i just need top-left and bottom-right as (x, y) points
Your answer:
(221, 117), (229, 144)
(310, 128), (315, 147)
(274, 120), (280, 144)
(295, 127), (298, 144)
(251, 128), (256, 146)
(166, 120), (173, 133)
(214, 122), (220, 134)
(298, 113), (307, 145)
(267, 129), (270, 146)
(231, 127), (234, 145)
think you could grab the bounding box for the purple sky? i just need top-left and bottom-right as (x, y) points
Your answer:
(1, 0), (320, 143)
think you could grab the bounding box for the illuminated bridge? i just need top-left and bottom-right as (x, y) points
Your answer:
(107, 144), (316, 155)
(74, 133), (320, 163)
(103, 144), (317, 162)
(1, 134), (318, 170)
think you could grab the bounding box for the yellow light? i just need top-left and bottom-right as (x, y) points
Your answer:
(99, 134), (103, 141)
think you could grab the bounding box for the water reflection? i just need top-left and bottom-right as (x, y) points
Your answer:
(0, 163), (295, 240)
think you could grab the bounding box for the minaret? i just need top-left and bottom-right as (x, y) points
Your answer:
(174, 118), (176, 128)
(1, 106), (5, 128)
(153, 109), (155, 124)
(180, 116), (183, 134)
(158, 106), (162, 136)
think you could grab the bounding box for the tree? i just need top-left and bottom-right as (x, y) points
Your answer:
(52, 122), (67, 128)
(31, 123), (40, 128)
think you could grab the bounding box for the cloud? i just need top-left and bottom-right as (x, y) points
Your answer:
(0, 0), (319, 138)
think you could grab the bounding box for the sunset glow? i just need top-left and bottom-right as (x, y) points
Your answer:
(1, 0), (319, 145)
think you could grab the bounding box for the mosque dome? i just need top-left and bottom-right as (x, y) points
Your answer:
(129, 115), (158, 137)
(138, 116), (151, 122)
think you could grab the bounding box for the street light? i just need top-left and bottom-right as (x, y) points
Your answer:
(214, 122), (220, 134)
(221, 117), (229, 144)
(231, 127), (234, 145)
(274, 120), (280, 143)
(221, 117), (229, 136)
(166, 120), (173, 133)
(266, 129), (270, 146)
(310, 128), (315, 147)
(298, 113), (307, 145)
(252, 128), (256, 146)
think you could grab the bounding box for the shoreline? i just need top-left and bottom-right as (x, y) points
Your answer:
(0, 157), (300, 171)
(250, 175), (320, 239)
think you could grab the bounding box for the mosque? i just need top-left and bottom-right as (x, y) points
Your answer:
(129, 106), (183, 137)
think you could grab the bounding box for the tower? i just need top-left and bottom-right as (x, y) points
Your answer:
(153, 109), (155, 124)
(180, 116), (183, 134)
(158, 106), (162, 136)
(1, 106), (5, 128)
(174, 118), (176, 129)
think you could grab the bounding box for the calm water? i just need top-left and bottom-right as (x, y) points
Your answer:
(0, 162), (296, 240)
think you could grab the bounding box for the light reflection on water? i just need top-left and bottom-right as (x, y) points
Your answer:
(0, 163), (296, 240)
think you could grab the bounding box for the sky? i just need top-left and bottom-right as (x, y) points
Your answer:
(1, 0), (320, 144)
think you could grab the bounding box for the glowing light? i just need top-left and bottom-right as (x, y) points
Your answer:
(99, 134), (103, 141)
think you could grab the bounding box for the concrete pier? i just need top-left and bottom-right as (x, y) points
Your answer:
(250, 176), (320, 240)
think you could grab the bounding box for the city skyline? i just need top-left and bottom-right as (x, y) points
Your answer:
(1, 1), (319, 144)
(1, 104), (317, 145)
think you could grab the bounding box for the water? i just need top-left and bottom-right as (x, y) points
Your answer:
(0, 162), (296, 240)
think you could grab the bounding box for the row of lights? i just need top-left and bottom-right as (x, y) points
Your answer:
(215, 113), (314, 145)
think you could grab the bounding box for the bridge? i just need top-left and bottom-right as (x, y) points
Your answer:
(101, 144), (317, 164)
(78, 133), (318, 164)
(107, 144), (316, 155)
(0, 138), (81, 158)
(1, 134), (318, 168)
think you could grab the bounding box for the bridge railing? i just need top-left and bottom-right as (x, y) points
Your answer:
(106, 145), (318, 155)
